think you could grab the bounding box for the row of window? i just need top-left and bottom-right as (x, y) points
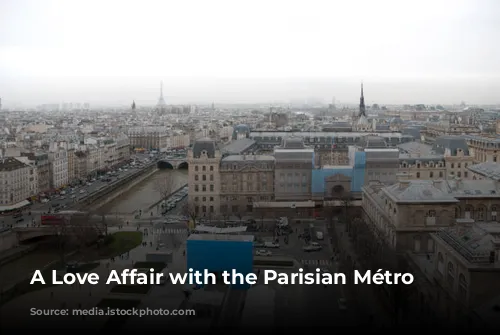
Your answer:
(194, 174), (214, 181)
(194, 165), (214, 172)
(437, 255), (468, 302)
(193, 184), (215, 192)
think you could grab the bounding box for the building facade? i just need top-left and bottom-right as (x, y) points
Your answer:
(188, 139), (222, 218)
(219, 155), (275, 215)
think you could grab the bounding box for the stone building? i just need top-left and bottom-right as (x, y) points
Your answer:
(128, 127), (168, 151)
(273, 137), (314, 201)
(465, 135), (500, 164)
(362, 180), (459, 253)
(219, 155), (274, 215)
(406, 221), (500, 328)
(187, 138), (221, 218)
(0, 157), (34, 209)
(398, 136), (475, 180)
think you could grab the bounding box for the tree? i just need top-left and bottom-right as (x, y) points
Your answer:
(153, 173), (175, 203)
(182, 202), (198, 227)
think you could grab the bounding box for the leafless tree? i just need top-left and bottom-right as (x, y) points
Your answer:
(181, 202), (198, 227)
(153, 173), (175, 202)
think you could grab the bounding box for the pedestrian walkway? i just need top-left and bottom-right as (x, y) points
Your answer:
(301, 259), (332, 266)
(331, 222), (393, 328)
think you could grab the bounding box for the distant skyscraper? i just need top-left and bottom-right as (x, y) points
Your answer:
(132, 100), (136, 110)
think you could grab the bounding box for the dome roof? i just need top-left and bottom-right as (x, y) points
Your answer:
(234, 124), (250, 132)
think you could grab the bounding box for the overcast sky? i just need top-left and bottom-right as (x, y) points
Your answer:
(1, 0), (499, 107)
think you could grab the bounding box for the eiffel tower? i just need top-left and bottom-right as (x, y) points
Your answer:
(156, 81), (167, 114)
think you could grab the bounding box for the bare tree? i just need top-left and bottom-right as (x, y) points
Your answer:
(181, 202), (198, 227)
(154, 173), (175, 203)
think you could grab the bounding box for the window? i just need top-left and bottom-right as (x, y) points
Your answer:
(427, 238), (434, 252)
(202, 175), (206, 181)
(492, 205), (497, 221)
(447, 262), (455, 287)
(464, 206), (473, 219)
(210, 197), (214, 201)
(210, 166), (214, 171)
(439, 171), (443, 178)
(195, 185), (199, 192)
(202, 197), (206, 201)
(195, 175), (199, 181)
(202, 166), (206, 172)
(416, 172), (420, 178)
(195, 166), (199, 172)
(458, 274), (467, 301)
(210, 175), (214, 181)
(202, 185), (206, 192)
(437, 253), (444, 274)
(210, 185), (214, 192)
(413, 235), (421, 252)
(202, 206), (207, 213)
(209, 206), (214, 213)
(430, 171), (434, 178)
(464, 171), (468, 178)
(426, 210), (436, 225)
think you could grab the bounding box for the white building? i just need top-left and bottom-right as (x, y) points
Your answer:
(48, 148), (68, 189)
(0, 157), (34, 210)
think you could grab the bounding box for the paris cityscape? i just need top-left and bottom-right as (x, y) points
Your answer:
(1, 0), (500, 332)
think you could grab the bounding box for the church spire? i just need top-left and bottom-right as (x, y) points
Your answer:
(359, 82), (366, 117)
(131, 100), (136, 110)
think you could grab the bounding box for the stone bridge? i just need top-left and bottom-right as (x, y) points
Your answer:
(157, 158), (188, 169)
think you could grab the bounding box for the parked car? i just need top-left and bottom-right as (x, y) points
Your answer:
(255, 249), (272, 256)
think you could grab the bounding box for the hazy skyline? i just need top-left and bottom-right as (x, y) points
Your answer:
(1, 0), (499, 106)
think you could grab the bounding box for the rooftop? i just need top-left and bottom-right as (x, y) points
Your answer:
(468, 162), (500, 181)
(220, 138), (255, 155)
(383, 180), (459, 204)
(187, 234), (254, 242)
(222, 155), (274, 162)
(434, 222), (498, 265)
(0, 157), (29, 172)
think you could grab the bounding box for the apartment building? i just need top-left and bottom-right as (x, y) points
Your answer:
(219, 155), (275, 215)
(21, 152), (50, 194)
(0, 157), (34, 209)
(128, 127), (168, 150)
(48, 149), (68, 189)
(187, 138), (222, 217)
(398, 136), (475, 180)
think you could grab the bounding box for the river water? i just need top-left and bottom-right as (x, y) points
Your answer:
(99, 169), (188, 214)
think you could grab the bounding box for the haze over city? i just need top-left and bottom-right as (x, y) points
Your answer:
(1, 0), (500, 106)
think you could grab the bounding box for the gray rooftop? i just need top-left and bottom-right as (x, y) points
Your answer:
(398, 141), (434, 156)
(281, 137), (305, 149)
(222, 155), (274, 162)
(221, 138), (256, 155)
(434, 222), (498, 264)
(192, 138), (218, 158)
(468, 162), (500, 181)
(359, 135), (387, 148)
(432, 136), (470, 156)
(187, 234), (254, 242)
(383, 180), (459, 203)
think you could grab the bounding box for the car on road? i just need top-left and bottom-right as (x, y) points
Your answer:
(255, 249), (272, 256)
(263, 242), (280, 248)
(338, 298), (347, 311)
(253, 242), (265, 248)
(16, 218), (24, 223)
(303, 245), (322, 252)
